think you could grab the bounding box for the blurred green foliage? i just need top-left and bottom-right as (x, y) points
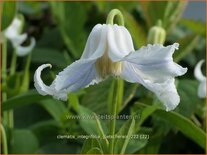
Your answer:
(1, 1), (206, 154)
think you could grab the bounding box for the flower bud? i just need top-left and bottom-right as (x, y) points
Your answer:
(147, 22), (166, 44)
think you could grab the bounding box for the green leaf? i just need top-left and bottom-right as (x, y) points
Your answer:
(155, 110), (206, 149)
(176, 79), (202, 117)
(32, 48), (68, 68)
(81, 138), (102, 154)
(37, 142), (80, 154)
(86, 147), (103, 154)
(50, 2), (90, 58)
(125, 136), (148, 154)
(81, 78), (137, 114)
(18, 2), (44, 15)
(135, 104), (158, 128)
(114, 118), (135, 154)
(77, 105), (108, 135)
(39, 99), (67, 122)
(1, 1), (16, 31)
(174, 35), (199, 62)
(30, 120), (62, 145)
(81, 78), (113, 114)
(180, 19), (206, 37)
(135, 102), (206, 149)
(95, 1), (137, 12)
(122, 10), (147, 48)
(140, 1), (187, 32)
(2, 90), (50, 111)
(93, 113), (109, 153)
(11, 129), (39, 153)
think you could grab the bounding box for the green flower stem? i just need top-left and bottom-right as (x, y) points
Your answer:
(2, 41), (7, 102)
(116, 79), (124, 113)
(109, 79), (123, 154)
(109, 97), (117, 154)
(7, 50), (17, 129)
(10, 50), (17, 75)
(25, 52), (32, 71)
(2, 41), (9, 126)
(20, 52), (32, 92)
(1, 124), (8, 154)
(106, 9), (124, 26)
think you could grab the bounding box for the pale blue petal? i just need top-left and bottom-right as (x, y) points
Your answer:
(16, 37), (36, 56)
(121, 43), (187, 111)
(81, 24), (107, 59)
(107, 24), (134, 61)
(54, 59), (97, 91)
(198, 81), (206, 98)
(194, 60), (206, 82)
(122, 43), (187, 83)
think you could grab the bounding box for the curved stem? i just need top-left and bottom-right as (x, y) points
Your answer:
(1, 124), (8, 154)
(106, 9), (124, 26)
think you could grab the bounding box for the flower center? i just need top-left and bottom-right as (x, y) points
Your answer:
(95, 48), (123, 78)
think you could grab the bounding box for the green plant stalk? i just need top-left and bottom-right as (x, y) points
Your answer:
(109, 96), (117, 154)
(24, 52), (32, 72)
(10, 50), (17, 75)
(93, 113), (109, 151)
(107, 80), (115, 114)
(7, 50), (18, 129)
(116, 79), (124, 113)
(109, 79), (122, 154)
(2, 41), (11, 128)
(1, 124), (8, 154)
(20, 52), (32, 93)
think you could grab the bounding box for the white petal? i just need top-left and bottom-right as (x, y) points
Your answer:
(16, 37), (36, 56)
(34, 64), (54, 96)
(34, 64), (68, 101)
(81, 24), (107, 59)
(194, 60), (206, 82)
(34, 59), (101, 101)
(107, 24), (135, 61)
(198, 81), (206, 98)
(145, 78), (180, 111)
(54, 59), (97, 91)
(11, 33), (27, 46)
(34, 24), (109, 101)
(122, 43), (187, 83)
(120, 43), (187, 111)
(4, 18), (22, 38)
(121, 62), (180, 111)
(4, 18), (26, 45)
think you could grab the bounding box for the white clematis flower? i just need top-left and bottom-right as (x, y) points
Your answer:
(34, 23), (187, 111)
(4, 17), (36, 57)
(194, 60), (206, 98)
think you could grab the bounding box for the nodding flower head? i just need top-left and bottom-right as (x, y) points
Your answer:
(34, 9), (187, 111)
(194, 60), (206, 98)
(4, 15), (36, 56)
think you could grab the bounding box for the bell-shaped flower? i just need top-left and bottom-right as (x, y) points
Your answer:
(194, 60), (206, 98)
(34, 22), (187, 111)
(4, 16), (36, 56)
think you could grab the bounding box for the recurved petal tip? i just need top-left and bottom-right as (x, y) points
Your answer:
(34, 64), (54, 96)
(16, 37), (36, 57)
(194, 60), (206, 82)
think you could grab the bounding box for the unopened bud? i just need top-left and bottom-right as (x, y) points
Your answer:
(147, 21), (166, 44)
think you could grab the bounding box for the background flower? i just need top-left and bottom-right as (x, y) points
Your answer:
(1, 1), (206, 154)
